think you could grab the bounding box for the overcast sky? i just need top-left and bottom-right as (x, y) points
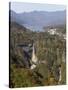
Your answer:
(10, 2), (66, 13)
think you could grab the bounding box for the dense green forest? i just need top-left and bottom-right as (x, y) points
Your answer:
(10, 22), (66, 88)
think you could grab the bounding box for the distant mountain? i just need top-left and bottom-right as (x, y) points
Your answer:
(10, 10), (66, 31)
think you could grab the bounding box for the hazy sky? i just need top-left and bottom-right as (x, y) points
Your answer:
(10, 2), (66, 13)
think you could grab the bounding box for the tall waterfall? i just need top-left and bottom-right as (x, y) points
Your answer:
(30, 43), (38, 69)
(32, 44), (38, 63)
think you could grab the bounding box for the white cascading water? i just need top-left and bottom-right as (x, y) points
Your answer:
(30, 43), (38, 69)
(58, 67), (61, 84)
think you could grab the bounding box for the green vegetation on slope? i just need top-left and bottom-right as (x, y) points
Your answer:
(10, 22), (66, 87)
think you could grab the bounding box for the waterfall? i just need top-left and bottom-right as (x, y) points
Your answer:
(59, 68), (61, 82)
(32, 44), (38, 63)
(30, 43), (38, 69)
(58, 67), (61, 84)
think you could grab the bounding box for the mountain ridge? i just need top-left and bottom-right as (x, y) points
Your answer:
(10, 10), (66, 31)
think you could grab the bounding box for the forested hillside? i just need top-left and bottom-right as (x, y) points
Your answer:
(10, 22), (66, 88)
